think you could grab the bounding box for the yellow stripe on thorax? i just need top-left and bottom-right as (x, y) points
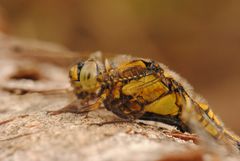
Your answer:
(122, 75), (168, 102)
(144, 93), (180, 116)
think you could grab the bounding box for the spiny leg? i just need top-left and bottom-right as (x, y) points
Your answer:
(47, 100), (85, 115)
(163, 130), (199, 144)
(47, 99), (102, 115)
(90, 119), (134, 126)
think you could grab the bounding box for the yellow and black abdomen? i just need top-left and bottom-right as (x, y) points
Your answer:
(193, 102), (240, 149)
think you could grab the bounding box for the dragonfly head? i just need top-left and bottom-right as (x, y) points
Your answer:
(69, 59), (103, 93)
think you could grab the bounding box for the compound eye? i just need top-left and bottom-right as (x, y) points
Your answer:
(80, 60), (99, 90)
(80, 61), (97, 82)
(69, 62), (84, 81)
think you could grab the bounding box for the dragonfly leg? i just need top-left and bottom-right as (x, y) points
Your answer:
(47, 99), (102, 115)
(163, 130), (199, 144)
(90, 119), (134, 126)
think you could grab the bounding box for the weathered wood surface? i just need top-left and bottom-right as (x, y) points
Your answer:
(0, 33), (239, 161)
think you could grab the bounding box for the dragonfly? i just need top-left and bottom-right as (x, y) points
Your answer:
(48, 53), (240, 151)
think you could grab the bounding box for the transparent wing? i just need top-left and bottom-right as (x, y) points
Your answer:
(110, 55), (134, 67)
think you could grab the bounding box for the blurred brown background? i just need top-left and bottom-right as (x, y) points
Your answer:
(0, 0), (239, 134)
